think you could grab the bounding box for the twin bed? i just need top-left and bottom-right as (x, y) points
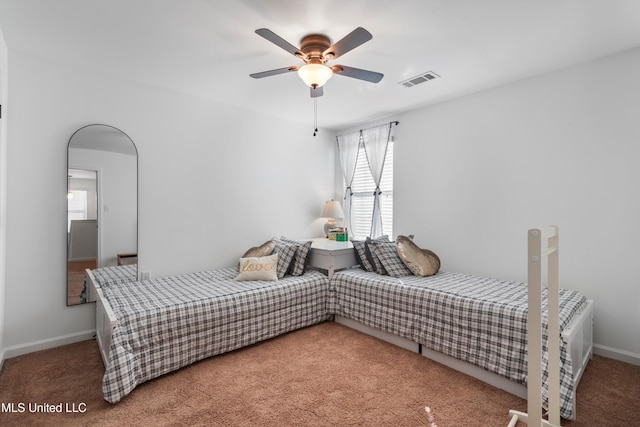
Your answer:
(89, 267), (329, 403)
(87, 232), (593, 421)
(329, 269), (592, 420)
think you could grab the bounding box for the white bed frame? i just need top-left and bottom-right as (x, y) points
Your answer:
(87, 270), (117, 366)
(84, 268), (98, 304)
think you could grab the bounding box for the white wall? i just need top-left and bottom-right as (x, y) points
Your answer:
(393, 48), (640, 361)
(2, 50), (334, 353)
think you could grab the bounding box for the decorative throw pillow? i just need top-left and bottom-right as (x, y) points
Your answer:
(277, 237), (313, 276)
(396, 235), (441, 277)
(272, 240), (299, 279)
(352, 235), (389, 272)
(370, 241), (413, 277)
(238, 240), (275, 269)
(365, 235), (390, 273)
(352, 240), (374, 272)
(241, 240), (275, 258)
(368, 243), (387, 275)
(235, 253), (278, 281)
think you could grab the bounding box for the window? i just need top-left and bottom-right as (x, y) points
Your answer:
(347, 140), (393, 239)
(67, 190), (88, 231)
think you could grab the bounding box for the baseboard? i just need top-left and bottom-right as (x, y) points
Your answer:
(593, 344), (640, 366)
(3, 329), (96, 360)
(0, 348), (6, 372)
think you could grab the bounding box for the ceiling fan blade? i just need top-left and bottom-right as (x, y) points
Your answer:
(310, 86), (323, 98)
(323, 27), (372, 60)
(250, 66), (299, 79)
(332, 65), (383, 83)
(255, 28), (303, 58)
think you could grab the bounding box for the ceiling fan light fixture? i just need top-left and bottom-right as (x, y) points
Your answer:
(298, 63), (333, 88)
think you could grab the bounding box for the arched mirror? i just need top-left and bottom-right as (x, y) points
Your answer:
(67, 124), (138, 306)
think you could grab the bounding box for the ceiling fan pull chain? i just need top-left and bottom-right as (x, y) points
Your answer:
(313, 96), (318, 137)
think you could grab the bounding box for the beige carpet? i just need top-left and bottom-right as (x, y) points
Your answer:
(1, 322), (638, 426)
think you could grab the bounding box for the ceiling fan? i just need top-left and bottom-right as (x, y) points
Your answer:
(250, 27), (383, 97)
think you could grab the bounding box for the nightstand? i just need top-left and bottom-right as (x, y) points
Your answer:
(308, 237), (358, 278)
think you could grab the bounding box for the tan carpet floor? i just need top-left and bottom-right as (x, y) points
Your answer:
(0, 321), (638, 426)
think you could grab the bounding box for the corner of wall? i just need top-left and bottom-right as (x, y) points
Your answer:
(593, 344), (640, 366)
(0, 23), (9, 367)
(3, 330), (96, 360)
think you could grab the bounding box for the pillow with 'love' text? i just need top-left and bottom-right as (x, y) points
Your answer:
(235, 253), (279, 281)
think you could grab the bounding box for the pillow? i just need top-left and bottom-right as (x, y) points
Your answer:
(238, 240), (275, 269)
(272, 240), (299, 279)
(369, 241), (413, 277)
(365, 235), (390, 273)
(353, 235), (389, 272)
(352, 240), (374, 272)
(241, 240), (275, 258)
(235, 253), (278, 281)
(277, 237), (312, 276)
(368, 243), (387, 275)
(396, 235), (441, 277)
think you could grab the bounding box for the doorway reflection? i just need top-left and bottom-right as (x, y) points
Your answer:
(67, 169), (98, 305)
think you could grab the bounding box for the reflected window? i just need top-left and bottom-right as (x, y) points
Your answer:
(67, 190), (88, 231)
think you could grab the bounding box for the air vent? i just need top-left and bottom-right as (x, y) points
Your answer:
(399, 71), (440, 88)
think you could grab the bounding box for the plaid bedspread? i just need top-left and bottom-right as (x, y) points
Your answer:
(329, 269), (588, 420)
(101, 268), (330, 403)
(91, 264), (138, 288)
(81, 265), (138, 303)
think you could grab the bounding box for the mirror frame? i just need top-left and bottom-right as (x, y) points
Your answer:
(66, 124), (138, 306)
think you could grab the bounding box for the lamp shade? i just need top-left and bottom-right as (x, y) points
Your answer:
(298, 63), (333, 88)
(321, 200), (344, 219)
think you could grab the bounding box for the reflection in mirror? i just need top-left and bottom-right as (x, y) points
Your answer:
(67, 125), (137, 306)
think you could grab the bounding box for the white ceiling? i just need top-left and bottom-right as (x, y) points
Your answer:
(1, 0), (639, 130)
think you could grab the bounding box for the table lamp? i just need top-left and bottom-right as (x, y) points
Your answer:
(321, 199), (344, 237)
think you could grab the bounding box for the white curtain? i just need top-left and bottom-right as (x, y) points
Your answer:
(362, 124), (393, 238)
(336, 131), (362, 233)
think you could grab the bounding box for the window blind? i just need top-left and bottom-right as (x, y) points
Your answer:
(347, 140), (393, 239)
